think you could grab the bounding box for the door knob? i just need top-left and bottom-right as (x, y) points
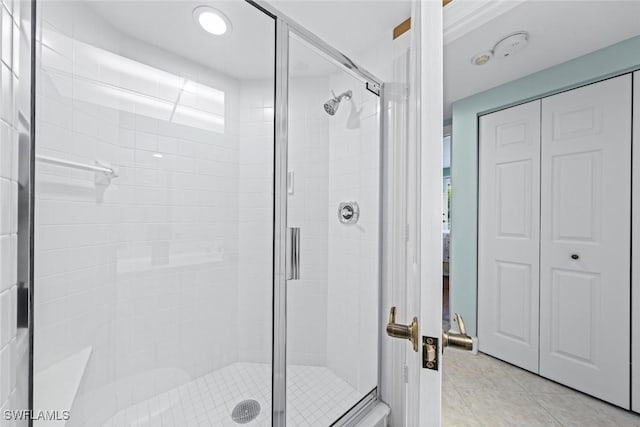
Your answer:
(386, 306), (419, 352)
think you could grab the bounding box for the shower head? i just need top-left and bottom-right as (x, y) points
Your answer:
(323, 90), (352, 116)
(323, 98), (340, 116)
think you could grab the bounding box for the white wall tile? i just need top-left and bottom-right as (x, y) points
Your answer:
(236, 78), (276, 364)
(0, 122), (11, 179)
(0, 289), (11, 348)
(134, 131), (158, 152)
(0, 236), (10, 293)
(0, 2), (20, 414)
(33, 3), (250, 425)
(1, 6), (12, 69)
(326, 73), (380, 394)
(0, 342), (10, 404)
(0, 179), (10, 235)
(276, 76), (331, 367)
(1, 63), (12, 125)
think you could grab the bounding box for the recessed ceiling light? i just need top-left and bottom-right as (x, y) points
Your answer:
(193, 6), (232, 36)
(471, 51), (493, 66)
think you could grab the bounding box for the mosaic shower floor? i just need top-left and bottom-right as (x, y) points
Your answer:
(102, 362), (362, 427)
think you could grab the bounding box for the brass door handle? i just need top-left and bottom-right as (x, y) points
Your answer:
(386, 306), (419, 352)
(442, 313), (473, 351)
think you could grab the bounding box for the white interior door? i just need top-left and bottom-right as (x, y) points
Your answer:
(478, 100), (541, 373)
(539, 75), (632, 408)
(405, 0), (442, 425)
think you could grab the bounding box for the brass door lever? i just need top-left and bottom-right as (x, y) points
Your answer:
(386, 306), (419, 352)
(423, 313), (475, 371)
(442, 313), (474, 351)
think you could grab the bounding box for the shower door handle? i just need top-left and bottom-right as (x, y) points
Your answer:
(287, 227), (300, 280)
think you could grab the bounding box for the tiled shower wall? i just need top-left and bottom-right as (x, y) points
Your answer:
(0, 0), (28, 422)
(236, 69), (380, 391)
(326, 72), (380, 394)
(236, 76), (332, 367)
(35, 3), (245, 426)
(286, 76), (331, 366)
(33, 2), (382, 425)
(236, 79), (274, 365)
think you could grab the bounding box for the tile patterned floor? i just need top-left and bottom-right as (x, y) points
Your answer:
(443, 350), (640, 426)
(102, 363), (362, 427)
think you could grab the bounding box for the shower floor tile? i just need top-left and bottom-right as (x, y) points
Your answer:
(102, 362), (362, 427)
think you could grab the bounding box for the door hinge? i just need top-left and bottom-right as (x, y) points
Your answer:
(366, 81), (381, 97)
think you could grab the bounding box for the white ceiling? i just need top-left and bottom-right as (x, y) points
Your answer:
(88, 1), (640, 121)
(273, 0), (640, 121)
(89, 0), (410, 81)
(443, 0), (640, 119)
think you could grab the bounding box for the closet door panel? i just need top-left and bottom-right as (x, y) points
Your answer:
(478, 100), (541, 373)
(632, 71), (640, 414)
(540, 74), (631, 408)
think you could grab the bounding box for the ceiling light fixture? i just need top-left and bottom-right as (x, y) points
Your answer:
(471, 51), (493, 66)
(193, 6), (232, 36)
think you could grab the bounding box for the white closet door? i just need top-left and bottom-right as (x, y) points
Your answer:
(478, 100), (541, 373)
(540, 75), (631, 408)
(632, 71), (640, 413)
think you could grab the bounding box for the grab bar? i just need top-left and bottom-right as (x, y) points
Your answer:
(36, 155), (118, 178)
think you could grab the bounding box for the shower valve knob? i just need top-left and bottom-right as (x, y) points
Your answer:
(338, 201), (359, 224)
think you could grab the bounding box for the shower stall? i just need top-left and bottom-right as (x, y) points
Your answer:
(29, 0), (387, 425)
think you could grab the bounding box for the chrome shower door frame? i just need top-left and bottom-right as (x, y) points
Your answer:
(272, 14), (289, 427)
(253, 1), (386, 425)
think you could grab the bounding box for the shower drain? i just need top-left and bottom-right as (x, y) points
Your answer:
(232, 399), (261, 424)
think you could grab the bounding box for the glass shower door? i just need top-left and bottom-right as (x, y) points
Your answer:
(33, 2), (276, 425)
(285, 33), (382, 425)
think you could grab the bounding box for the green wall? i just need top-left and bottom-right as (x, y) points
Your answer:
(450, 35), (640, 336)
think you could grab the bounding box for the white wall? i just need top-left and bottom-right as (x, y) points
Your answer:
(0, 0), (22, 420)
